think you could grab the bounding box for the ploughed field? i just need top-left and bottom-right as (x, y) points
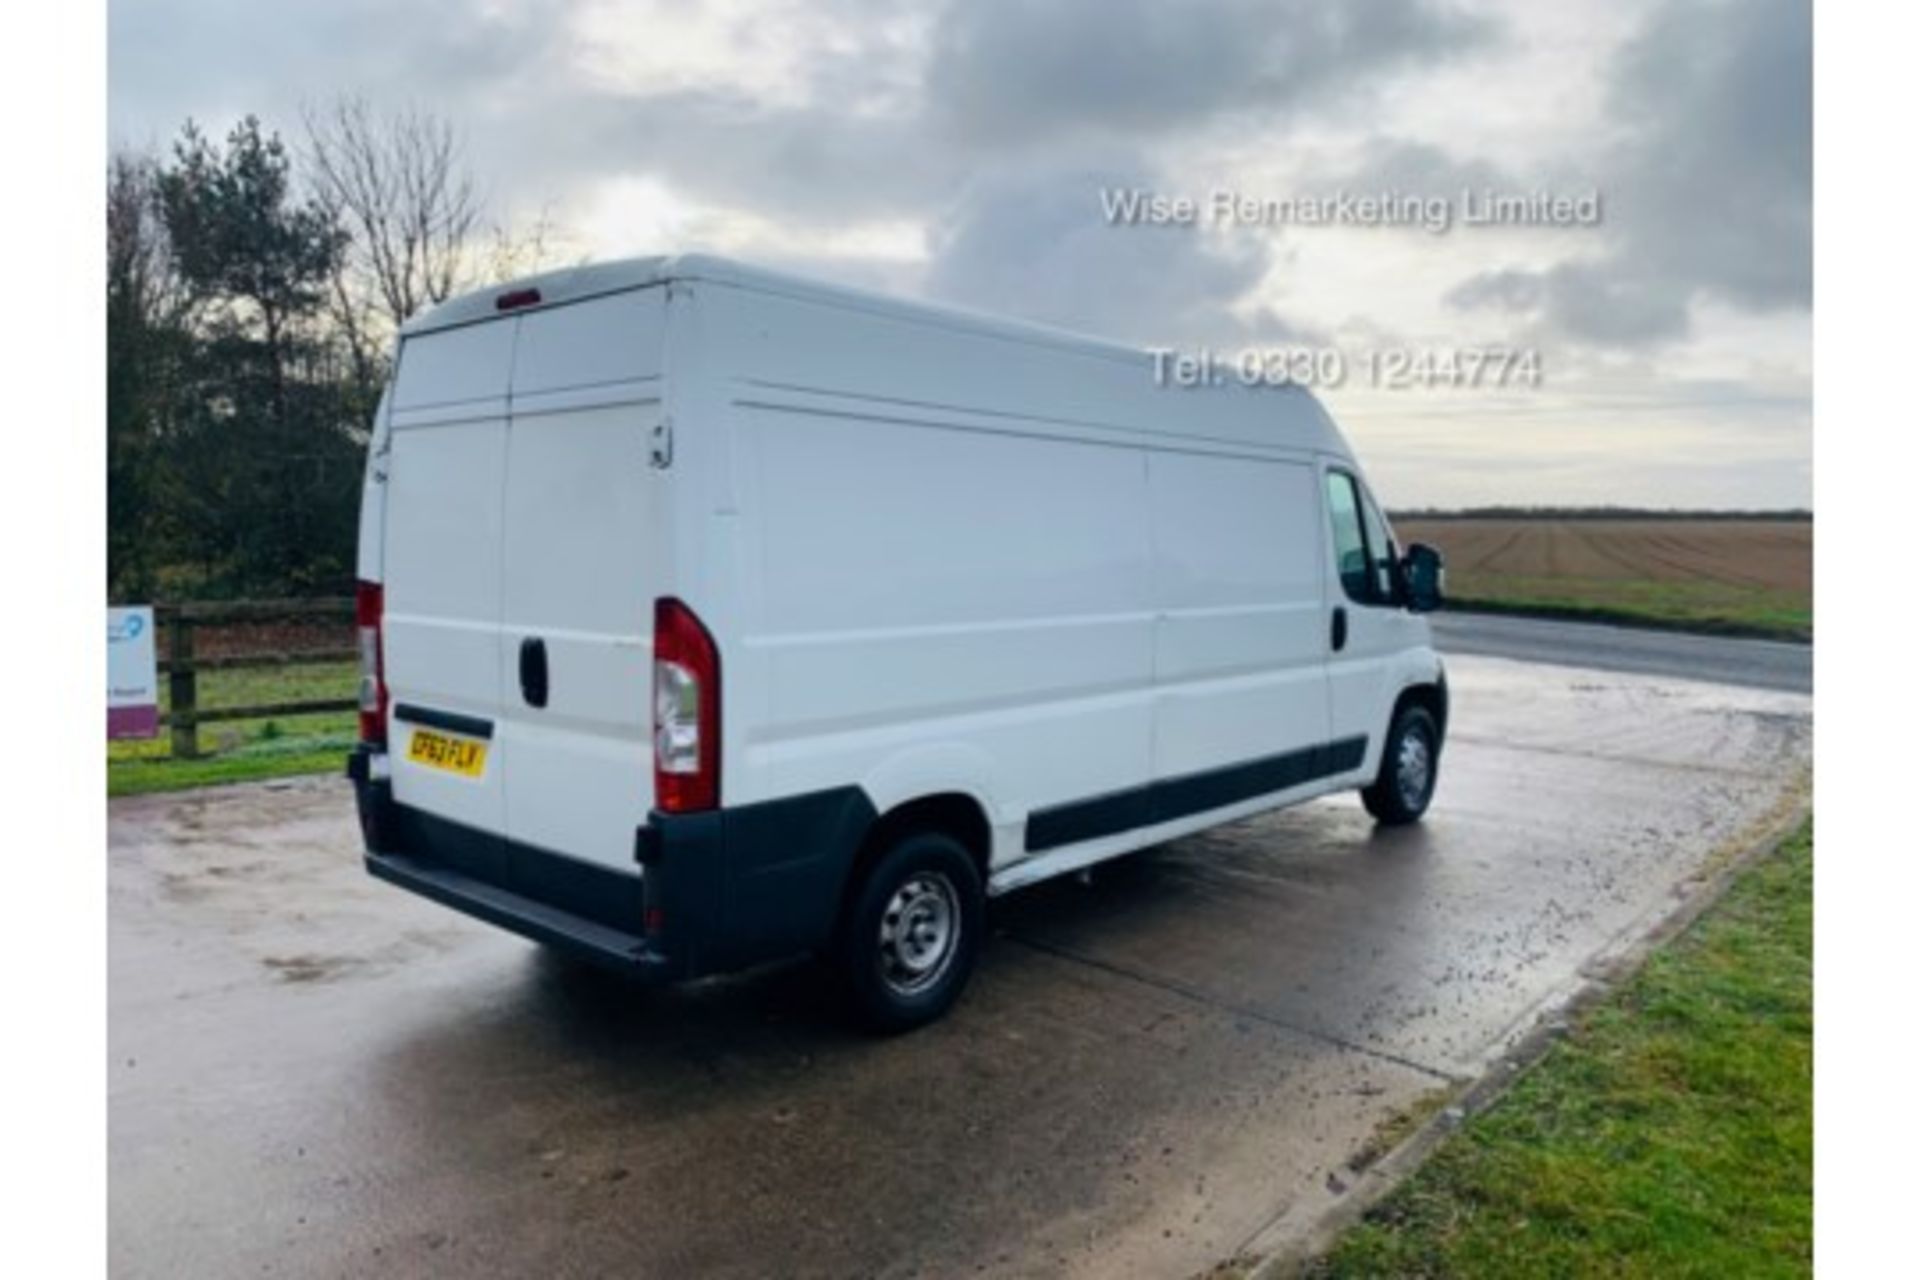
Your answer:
(1393, 518), (1811, 640)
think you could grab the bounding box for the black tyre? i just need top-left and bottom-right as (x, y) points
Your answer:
(835, 830), (984, 1032)
(1361, 703), (1440, 826)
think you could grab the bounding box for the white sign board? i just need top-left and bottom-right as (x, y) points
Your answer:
(109, 605), (159, 739)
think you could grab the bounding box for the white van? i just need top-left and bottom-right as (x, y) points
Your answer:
(348, 254), (1447, 1030)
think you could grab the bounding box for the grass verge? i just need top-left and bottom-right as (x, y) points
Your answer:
(1311, 819), (1812, 1279)
(1444, 573), (1811, 642)
(108, 661), (355, 797)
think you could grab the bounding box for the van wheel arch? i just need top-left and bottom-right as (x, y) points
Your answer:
(1389, 677), (1449, 745)
(841, 792), (992, 909)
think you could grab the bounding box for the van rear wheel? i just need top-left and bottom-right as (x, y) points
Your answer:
(836, 830), (983, 1032)
(1362, 703), (1440, 826)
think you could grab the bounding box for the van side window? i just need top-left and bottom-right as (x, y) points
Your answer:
(1325, 472), (1373, 602)
(1358, 487), (1399, 603)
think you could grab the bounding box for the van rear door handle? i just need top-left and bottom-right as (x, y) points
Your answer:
(1330, 607), (1348, 653)
(519, 637), (549, 708)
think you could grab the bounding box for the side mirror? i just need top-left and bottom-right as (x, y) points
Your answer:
(1402, 543), (1445, 613)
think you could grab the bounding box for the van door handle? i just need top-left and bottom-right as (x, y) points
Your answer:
(519, 637), (549, 708)
(1330, 607), (1348, 653)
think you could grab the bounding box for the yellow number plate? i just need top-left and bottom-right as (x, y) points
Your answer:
(407, 728), (488, 777)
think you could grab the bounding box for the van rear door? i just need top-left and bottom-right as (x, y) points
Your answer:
(382, 317), (517, 844)
(496, 288), (670, 871)
(382, 289), (668, 873)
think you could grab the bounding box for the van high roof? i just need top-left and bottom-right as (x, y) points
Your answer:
(404, 252), (1256, 374)
(400, 252), (1341, 458)
(403, 254), (1144, 363)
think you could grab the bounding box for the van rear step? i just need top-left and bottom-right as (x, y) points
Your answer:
(365, 851), (671, 977)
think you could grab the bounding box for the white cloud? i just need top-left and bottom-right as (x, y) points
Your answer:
(572, 172), (925, 264)
(562, 0), (925, 109)
(108, 0), (1811, 508)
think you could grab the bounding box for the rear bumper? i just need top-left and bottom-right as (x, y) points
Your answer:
(365, 847), (675, 977)
(348, 746), (875, 982)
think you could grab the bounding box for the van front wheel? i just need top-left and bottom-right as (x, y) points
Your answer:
(1362, 703), (1440, 826)
(836, 831), (983, 1032)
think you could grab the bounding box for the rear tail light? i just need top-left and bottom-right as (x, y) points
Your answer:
(356, 580), (387, 746)
(653, 597), (720, 813)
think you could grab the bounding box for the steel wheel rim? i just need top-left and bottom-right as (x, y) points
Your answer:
(877, 871), (960, 997)
(1396, 728), (1433, 809)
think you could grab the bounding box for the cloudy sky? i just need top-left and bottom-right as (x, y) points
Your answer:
(109, 0), (1811, 509)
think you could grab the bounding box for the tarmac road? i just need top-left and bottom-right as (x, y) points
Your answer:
(1431, 610), (1812, 693)
(108, 653), (1811, 1279)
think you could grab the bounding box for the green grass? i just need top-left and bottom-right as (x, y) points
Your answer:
(1312, 820), (1812, 1279)
(1445, 572), (1812, 642)
(108, 660), (356, 796)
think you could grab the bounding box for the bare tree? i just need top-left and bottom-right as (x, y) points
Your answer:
(304, 98), (480, 330)
(306, 97), (474, 402)
(107, 152), (186, 334)
(484, 201), (578, 282)
(303, 98), (577, 397)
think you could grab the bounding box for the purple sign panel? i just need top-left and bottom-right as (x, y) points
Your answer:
(109, 606), (159, 740)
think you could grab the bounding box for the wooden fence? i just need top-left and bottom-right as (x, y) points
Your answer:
(156, 597), (357, 759)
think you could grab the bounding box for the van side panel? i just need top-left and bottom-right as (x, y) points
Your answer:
(737, 407), (1155, 857)
(697, 281), (1349, 877)
(354, 387), (392, 583)
(1146, 452), (1332, 786)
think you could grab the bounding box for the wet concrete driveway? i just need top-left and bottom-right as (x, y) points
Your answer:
(109, 656), (1810, 1278)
